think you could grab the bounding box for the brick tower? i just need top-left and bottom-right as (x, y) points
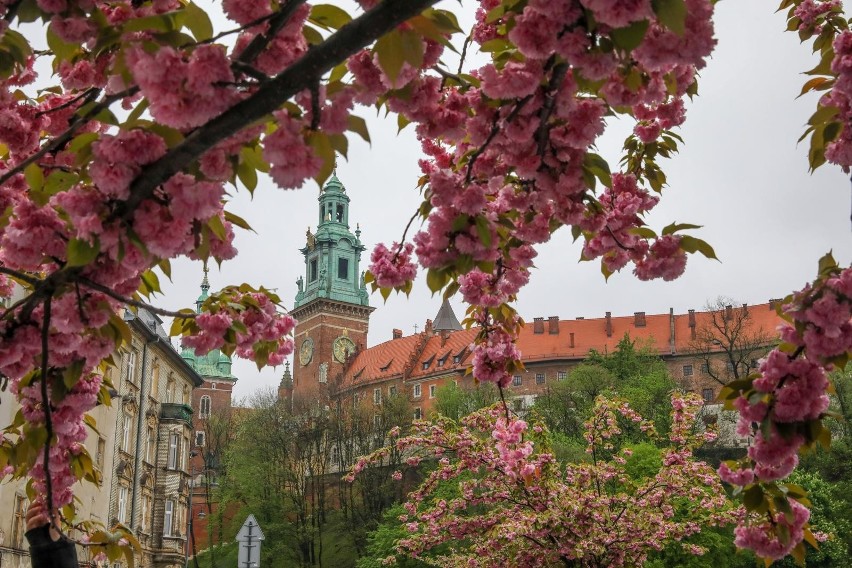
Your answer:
(290, 174), (373, 406)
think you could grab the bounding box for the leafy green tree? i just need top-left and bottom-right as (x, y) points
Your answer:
(432, 381), (499, 421)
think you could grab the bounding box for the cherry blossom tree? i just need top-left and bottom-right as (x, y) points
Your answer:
(0, 0), (848, 563)
(350, 393), (736, 567)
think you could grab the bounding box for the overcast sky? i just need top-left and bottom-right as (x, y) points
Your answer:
(152, 0), (852, 402)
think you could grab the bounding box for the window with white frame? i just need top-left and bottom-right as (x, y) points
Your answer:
(702, 388), (714, 403)
(512, 375), (522, 387)
(167, 432), (179, 469)
(373, 414), (381, 428)
(199, 395), (211, 419)
(163, 499), (174, 537)
(413, 407), (422, 420)
(535, 373), (545, 385)
(146, 427), (155, 463)
(389, 385), (397, 397)
(195, 431), (205, 447)
(557, 371), (567, 380)
(125, 350), (137, 384)
(413, 384), (421, 398)
(117, 486), (128, 524)
(429, 384), (436, 398)
(373, 388), (381, 404)
(121, 414), (133, 452)
(683, 364), (694, 377)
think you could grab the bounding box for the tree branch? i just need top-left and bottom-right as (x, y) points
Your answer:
(118, 0), (441, 223)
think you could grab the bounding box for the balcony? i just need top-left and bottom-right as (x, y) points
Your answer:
(160, 403), (194, 426)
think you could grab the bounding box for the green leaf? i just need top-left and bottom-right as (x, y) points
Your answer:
(122, 12), (185, 34)
(375, 31), (406, 85)
(426, 269), (449, 293)
(743, 485), (765, 510)
(183, 2), (214, 41)
(309, 4), (352, 30)
(399, 29), (424, 69)
(661, 222), (702, 235)
(610, 20), (649, 50)
(66, 238), (100, 267)
(24, 163), (44, 192)
(236, 160), (258, 192)
(307, 132), (335, 185)
(653, 0), (687, 35)
(224, 210), (253, 232)
(678, 235), (718, 260)
(347, 115), (371, 143)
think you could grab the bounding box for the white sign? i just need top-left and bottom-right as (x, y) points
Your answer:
(236, 514), (264, 568)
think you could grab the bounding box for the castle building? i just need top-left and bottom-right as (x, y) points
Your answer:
(286, 174), (784, 418)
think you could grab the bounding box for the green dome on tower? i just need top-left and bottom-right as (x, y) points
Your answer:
(182, 268), (237, 381)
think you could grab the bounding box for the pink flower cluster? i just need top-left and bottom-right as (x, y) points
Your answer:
(127, 44), (239, 129)
(181, 290), (296, 367)
(492, 417), (535, 480)
(734, 499), (811, 560)
(721, 262), (851, 559)
(822, 30), (852, 169)
(470, 327), (521, 387)
(369, 242), (418, 289)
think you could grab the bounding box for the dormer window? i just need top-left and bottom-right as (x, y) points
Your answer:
(338, 257), (349, 280)
(437, 352), (449, 367)
(309, 258), (318, 282)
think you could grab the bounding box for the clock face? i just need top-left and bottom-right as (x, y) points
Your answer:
(299, 337), (314, 366)
(332, 336), (356, 363)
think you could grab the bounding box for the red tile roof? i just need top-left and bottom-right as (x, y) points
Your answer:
(335, 303), (783, 392)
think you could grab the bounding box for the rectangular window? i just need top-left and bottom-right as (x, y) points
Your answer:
(338, 257), (349, 280)
(373, 414), (381, 428)
(389, 385), (397, 397)
(682, 364), (694, 377)
(535, 373), (545, 385)
(429, 385), (436, 398)
(146, 427), (155, 463)
(141, 494), (151, 533)
(12, 495), (26, 547)
(168, 433), (179, 469)
(309, 258), (318, 282)
(374, 388), (381, 405)
(726, 361), (735, 372)
(97, 437), (106, 470)
(125, 350), (137, 384)
(195, 431), (205, 447)
(413, 384), (421, 398)
(118, 486), (128, 524)
(122, 414), (133, 452)
(163, 500), (174, 537)
(413, 407), (422, 420)
(512, 375), (522, 387)
(557, 371), (567, 381)
(700, 363), (709, 374)
(702, 388), (714, 403)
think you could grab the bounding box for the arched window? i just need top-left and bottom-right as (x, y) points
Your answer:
(199, 395), (211, 419)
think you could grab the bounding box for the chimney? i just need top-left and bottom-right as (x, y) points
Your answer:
(634, 312), (646, 327)
(669, 308), (676, 355)
(548, 316), (559, 334)
(605, 312), (612, 338)
(392, 328), (403, 340)
(569, 332), (575, 348)
(425, 319), (433, 334)
(769, 298), (781, 310)
(688, 309), (696, 340)
(742, 303), (748, 315)
(576, 317), (584, 320)
(533, 317), (544, 334)
(440, 329), (449, 346)
(725, 305), (733, 320)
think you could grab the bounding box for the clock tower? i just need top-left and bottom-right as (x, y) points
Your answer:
(290, 174), (373, 405)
